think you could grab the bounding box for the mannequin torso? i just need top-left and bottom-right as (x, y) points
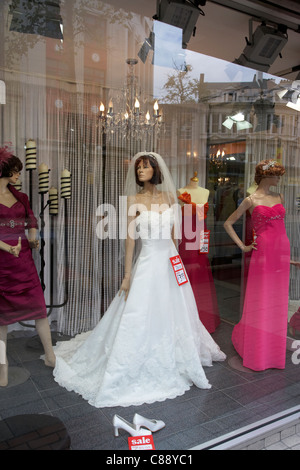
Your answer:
(177, 181), (209, 205)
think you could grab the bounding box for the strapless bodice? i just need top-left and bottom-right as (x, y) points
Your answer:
(136, 207), (174, 241)
(251, 204), (286, 233)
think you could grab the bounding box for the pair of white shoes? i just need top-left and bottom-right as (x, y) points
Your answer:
(113, 413), (165, 437)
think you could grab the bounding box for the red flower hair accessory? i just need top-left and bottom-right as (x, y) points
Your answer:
(0, 146), (14, 177)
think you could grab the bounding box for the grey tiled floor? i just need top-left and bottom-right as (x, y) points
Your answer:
(0, 321), (299, 450)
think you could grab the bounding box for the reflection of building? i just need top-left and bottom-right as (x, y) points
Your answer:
(157, 75), (299, 308)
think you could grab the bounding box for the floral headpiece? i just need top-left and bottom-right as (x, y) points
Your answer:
(0, 146), (14, 177)
(262, 160), (277, 171)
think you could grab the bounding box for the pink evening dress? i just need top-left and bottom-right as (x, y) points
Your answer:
(0, 185), (47, 325)
(232, 203), (290, 371)
(178, 193), (220, 333)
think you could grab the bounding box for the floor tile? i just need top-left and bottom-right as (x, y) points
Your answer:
(1, 322), (299, 450)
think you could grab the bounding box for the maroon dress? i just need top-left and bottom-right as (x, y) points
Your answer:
(0, 185), (47, 325)
(178, 193), (220, 333)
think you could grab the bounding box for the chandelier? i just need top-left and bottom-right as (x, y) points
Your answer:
(209, 146), (226, 167)
(98, 59), (162, 140)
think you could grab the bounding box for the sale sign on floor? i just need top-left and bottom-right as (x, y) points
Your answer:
(128, 435), (155, 450)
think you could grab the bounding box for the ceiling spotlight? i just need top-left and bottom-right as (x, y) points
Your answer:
(286, 98), (300, 112)
(234, 21), (288, 72)
(277, 80), (300, 112)
(222, 117), (234, 130)
(138, 31), (155, 64)
(9, 0), (63, 40)
(231, 112), (245, 122)
(222, 112), (252, 131)
(235, 120), (253, 130)
(153, 0), (205, 49)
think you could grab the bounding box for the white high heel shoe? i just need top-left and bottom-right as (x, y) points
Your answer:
(113, 414), (152, 437)
(133, 413), (165, 432)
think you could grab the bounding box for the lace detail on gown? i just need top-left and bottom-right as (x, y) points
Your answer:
(53, 208), (226, 407)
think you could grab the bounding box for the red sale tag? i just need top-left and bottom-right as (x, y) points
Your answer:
(170, 255), (188, 286)
(199, 230), (210, 254)
(128, 435), (155, 450)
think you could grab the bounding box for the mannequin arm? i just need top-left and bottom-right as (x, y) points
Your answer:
(224, 198), (257, 253)
(27, 228), (39, 249)
(119, 197), (137, 301)
(119, 235), (135, 300)
(0, 237), (22, 257)
(291, 260), (300, 268)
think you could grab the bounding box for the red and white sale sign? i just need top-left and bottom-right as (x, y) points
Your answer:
(170, 255), (188, 286)
(199, 230), (210, 254)
(128, 435), (155, 450)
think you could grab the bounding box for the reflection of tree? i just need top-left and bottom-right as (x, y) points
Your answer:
(162, 65), (211, 104)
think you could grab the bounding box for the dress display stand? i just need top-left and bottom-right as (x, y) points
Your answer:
(177, 172), (220, 333)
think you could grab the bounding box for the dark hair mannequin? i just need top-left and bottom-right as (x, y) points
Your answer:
(134, 155), (163, 187)
(0, 155), (23, 178)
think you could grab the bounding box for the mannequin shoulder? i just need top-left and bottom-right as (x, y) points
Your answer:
(192, 187), (210, 203)
(240, 196), (254, 210)
(199, 187), (209, 197)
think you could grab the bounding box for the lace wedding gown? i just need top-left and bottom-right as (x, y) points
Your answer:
(53, 208), (226, 408)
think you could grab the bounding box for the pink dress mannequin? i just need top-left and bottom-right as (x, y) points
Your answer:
(224, 160), (293, 371)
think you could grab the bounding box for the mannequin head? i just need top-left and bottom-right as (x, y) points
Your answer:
(0, 147), (23, 179)
(135, 154), (163, 187)
(254, 159), (285, 185)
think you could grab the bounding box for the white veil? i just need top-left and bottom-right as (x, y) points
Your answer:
(119, 151), (182, 266)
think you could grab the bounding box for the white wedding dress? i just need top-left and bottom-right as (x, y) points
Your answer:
(53, 208), (226, 407)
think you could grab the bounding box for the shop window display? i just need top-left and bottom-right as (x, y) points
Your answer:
(0, 0), (299, 444)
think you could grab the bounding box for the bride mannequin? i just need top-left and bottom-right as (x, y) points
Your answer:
(119, 155), (174, 300)
(224, 159), (297, 371)
(176, 171), (220, 333)
(52, 152), (225, 411)
(0, 147), (55, 387)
